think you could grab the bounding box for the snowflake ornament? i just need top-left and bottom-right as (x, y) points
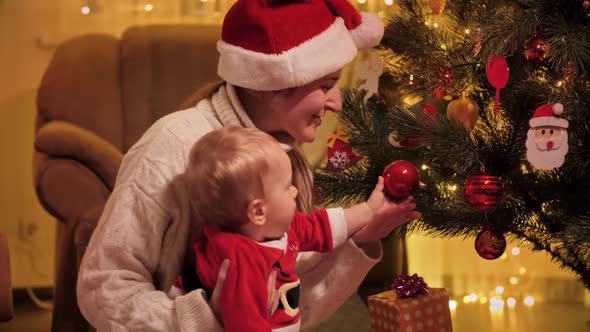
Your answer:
(329, 151), (351, 170)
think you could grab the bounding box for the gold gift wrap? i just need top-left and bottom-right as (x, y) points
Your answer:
(368, 288), (453, 332)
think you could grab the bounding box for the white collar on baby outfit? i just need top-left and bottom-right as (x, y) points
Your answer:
(257, 233), (288, 251)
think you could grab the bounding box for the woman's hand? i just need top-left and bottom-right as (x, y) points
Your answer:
(352, 176), (421, 244)
(209, 259), (229, 323)
(209, 259), (280, 324)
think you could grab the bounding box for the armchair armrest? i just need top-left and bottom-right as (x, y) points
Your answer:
(34, 121), (124, 190)
(0, 232), (13, 322)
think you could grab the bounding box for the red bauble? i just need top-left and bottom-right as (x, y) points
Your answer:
(474, 228), (507, 260)
(464, 174), (503, 210)
(524, 30), (550, 65)
(383, 160), (420, 200)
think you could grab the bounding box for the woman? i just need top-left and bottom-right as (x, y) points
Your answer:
(77, 0), (421, 331)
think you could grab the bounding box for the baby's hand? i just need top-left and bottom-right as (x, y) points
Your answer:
(353, 177), (421, 244)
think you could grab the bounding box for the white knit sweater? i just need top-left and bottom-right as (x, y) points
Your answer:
(77, 84), (381, 332)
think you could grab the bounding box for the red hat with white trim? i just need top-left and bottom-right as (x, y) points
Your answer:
(217, 0), (384, 91)
(529, 103), (568, 128)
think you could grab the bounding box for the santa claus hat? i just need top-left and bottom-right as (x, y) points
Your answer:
(217, 0), (384, 91)
(529, 103), (568, 128)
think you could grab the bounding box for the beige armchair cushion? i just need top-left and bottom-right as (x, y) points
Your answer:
(35, 121), (123, 190)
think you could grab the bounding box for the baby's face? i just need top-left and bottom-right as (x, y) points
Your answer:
(259, 146), (298, 239)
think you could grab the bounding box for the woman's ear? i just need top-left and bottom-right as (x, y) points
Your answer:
(247, 198), (267, 226)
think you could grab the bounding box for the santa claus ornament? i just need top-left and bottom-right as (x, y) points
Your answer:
(526, 103), (569, 170)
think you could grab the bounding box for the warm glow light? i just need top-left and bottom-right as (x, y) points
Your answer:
(449, 184), (457, 191)
(511, 247), (520, 255)
(421, 164), (428, 170)
(200, 0), (209, 2)
(464, 29), (471, 34)
(524, 296), (535, 306)
(507, 297), (517, 308)
(479, 296), (488, 304)
(519, 267), (527, 275)
(500, 252), (508, 260)
(449, 300), (457, 311)
(495, 286), (504, 295)
(433, 22), (439, 28)
(357, 0), (367, 3)
(463, 295), (470, 303)
(425, 21), (430, 26)
(384, 0), (394, 5)
(489, 297), (504, 312)
(81, 6), (90, 15)
(556, 80), (564, 87)
(509, 277), (518, 285)
(144, 3), (154, 11)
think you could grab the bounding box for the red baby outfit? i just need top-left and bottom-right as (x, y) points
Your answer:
(194, 208), (344, 332)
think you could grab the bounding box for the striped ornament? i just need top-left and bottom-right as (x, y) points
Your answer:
(463, 174), (503, 210)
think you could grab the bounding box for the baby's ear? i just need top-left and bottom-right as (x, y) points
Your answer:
(247, 198), (267, 226)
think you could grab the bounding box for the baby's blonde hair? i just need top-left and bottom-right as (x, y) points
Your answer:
(185, 126), (280, 231)
(181, 82), (315, 215)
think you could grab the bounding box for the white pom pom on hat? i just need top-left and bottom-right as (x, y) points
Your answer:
(217, 0), (385, 91)
(552, 103), (564, 115)
(529, 103), (568, 128)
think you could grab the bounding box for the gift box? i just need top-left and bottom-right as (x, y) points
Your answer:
(368, 288), (453, 332)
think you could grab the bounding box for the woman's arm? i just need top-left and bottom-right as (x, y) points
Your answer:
(296, 177), (421, 328)
(77, 183), (224, 332)
(77, 117), (224, 331)
(295, 240), (381, 329)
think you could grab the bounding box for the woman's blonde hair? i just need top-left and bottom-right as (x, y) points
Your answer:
(181, 82), (315, 216)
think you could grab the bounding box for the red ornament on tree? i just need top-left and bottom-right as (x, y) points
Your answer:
(486, 55), (509, 116)
(474, 228), (507, 260)
(383, 160), (420, 200)
(524, 29), (550, 66)
(325, 129), (362, 172)
(464, 174), (503, 210)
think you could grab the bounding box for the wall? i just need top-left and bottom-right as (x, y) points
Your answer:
(0, 1), (62, 288)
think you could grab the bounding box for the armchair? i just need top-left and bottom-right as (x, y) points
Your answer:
(34, 24), (221, 332)
(0, 232), (13, 323)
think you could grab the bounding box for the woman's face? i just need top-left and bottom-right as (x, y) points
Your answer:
(267, 70), (343, 143)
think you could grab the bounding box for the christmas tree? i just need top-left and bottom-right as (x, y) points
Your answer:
(315, 0), (590, 288)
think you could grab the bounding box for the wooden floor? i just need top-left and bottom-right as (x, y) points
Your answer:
(1, 292), (589, 332)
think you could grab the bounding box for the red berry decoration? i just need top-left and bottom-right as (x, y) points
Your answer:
(524, 29), (550, 66)
(463, 174), (503, 210)
(474, 228), (507, 260)
(383, 160), (420, 200)
(486, 55), (509, 116)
